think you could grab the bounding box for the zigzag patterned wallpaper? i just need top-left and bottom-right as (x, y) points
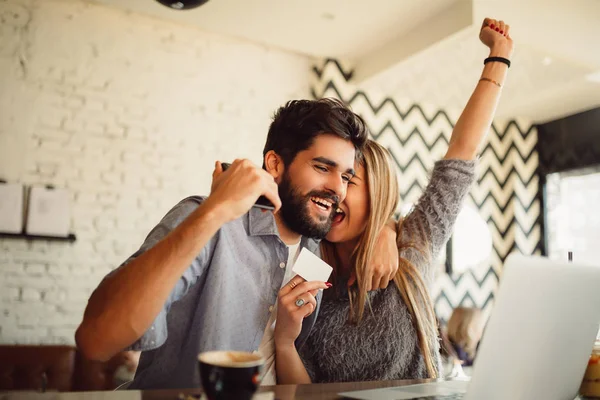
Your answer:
(312, 59), (542, 320)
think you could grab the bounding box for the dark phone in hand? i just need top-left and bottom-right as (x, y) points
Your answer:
(220, 162), (275, 211)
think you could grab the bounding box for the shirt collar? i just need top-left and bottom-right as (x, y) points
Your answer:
(248, 206), (279, 237)
(248, 207), (321, 252)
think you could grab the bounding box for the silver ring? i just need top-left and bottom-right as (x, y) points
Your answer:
(295, 298), (305, 307)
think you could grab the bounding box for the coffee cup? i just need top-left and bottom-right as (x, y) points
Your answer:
(579, 340), (600, 398)
(198, 351), (264, 400)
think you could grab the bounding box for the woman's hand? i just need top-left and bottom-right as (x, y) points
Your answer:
(274, 275), (330, 349)
(479, 18), (514, 59)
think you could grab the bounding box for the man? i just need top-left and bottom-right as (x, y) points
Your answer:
(76, 98), (370, 389)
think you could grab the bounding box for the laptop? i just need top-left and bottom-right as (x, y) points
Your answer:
(339, 254), (600, 400)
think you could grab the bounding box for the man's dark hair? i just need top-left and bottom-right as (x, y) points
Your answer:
(263, 98), (369, 166)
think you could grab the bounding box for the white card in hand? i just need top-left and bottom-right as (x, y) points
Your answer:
(292, 247), (333, 283)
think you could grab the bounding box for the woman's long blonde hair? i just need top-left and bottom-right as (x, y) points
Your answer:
(321, 139), (440, 378)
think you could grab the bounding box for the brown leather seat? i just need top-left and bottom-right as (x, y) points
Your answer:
(0, 345), (132, 392)
(0, 345), (76, 392)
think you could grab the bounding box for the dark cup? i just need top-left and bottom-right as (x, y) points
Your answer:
(198, 351), (264, 400)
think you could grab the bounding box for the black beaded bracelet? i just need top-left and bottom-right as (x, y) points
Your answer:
(484, 56), (511, 68)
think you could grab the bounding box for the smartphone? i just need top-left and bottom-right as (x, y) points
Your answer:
(220, 162), (275, 211)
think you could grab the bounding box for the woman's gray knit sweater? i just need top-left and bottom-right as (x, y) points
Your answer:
(298, 159), (476, 383)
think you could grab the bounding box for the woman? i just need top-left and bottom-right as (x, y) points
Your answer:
(447, 307), (486, 367)
(274, 17), (513, 383)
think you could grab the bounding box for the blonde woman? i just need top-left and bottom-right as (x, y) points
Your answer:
(447, 307), (486, 366)
(273, 17), (513, 383)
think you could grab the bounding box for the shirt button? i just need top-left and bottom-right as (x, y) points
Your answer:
(279, 262), (285, 269)
(268, 305), (274, 313)
(151, 325), (155, 331)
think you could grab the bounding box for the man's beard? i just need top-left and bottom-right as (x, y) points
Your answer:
(277, 171), (339, 240)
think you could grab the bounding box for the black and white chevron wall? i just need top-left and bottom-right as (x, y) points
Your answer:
(312, 59), (543, 321)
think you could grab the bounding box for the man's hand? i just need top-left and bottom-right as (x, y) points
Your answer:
(206, 159), (282, 223)
(349, 221), (398, 290)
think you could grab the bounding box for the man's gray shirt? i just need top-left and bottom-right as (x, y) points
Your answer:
(103, 196), (322, 389)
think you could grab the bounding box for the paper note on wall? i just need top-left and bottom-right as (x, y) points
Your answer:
(0, 183), (24, 233)
(25, 186), (71, 237)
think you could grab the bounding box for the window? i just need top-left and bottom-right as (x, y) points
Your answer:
(545, 165), (600, 266)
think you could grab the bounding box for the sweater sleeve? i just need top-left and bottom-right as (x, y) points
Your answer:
(398, 159), (476, 285)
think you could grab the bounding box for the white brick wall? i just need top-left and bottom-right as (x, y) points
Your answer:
(0, 0), (311, 344)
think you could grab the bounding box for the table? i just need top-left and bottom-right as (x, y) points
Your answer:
(2, 379), (591, 400)
(141, 378), (432, 400)
(0, 379), (442, 400)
